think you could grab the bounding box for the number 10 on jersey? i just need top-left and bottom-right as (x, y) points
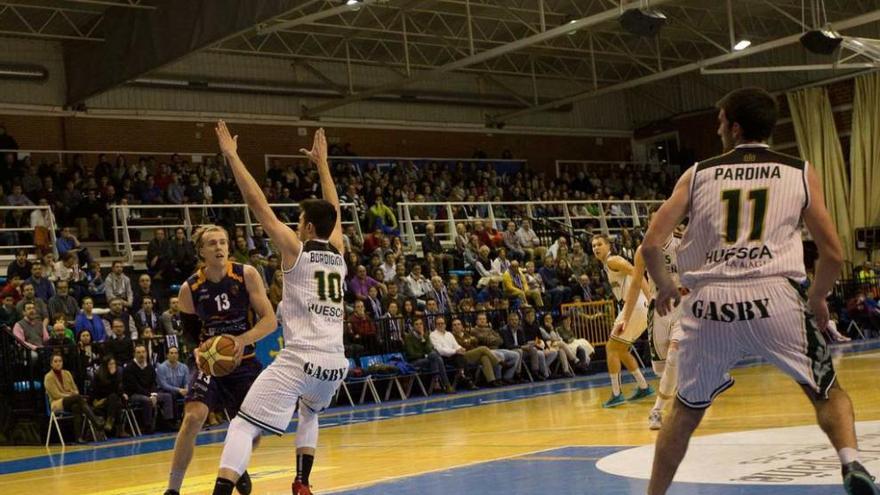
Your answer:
(314, 271), (343, 303)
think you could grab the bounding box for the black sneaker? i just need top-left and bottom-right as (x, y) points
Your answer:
(235, 470), (252, 495)
(843, 461), (880, 495)
(163, 490), (179, 495)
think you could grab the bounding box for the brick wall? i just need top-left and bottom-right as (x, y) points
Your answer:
(0, 115), (632, 179)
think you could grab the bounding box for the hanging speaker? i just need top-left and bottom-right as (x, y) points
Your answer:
(800, 29), (843, 55)
(619, 8), (667, 37)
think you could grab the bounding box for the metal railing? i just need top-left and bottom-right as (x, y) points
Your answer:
(0, 205), (59, 258)
(264, 154), (526, 173)
(109, 202), (360, 262)
(395, 200), (663, 249)
(560, 300), (617, 346)
(2, 148), (220, 167)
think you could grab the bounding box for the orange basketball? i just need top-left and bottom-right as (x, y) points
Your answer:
(197, 335), (240, 377)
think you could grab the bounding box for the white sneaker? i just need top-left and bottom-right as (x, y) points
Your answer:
(648, 409), (663, 430)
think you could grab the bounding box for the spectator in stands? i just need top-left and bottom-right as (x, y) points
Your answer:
(366, 196), (398, 235)
(403, 317), (453, 393)
(554, 314), (593, 371)
(135, 297), (161, 337)
(539, 313), (575, 377)
(379, 250), (397, 283)
(74, 189), (106, 241)
(132, 274), (162, 314)
(6, 184), (33, 207)
(76, 328), (100, 376)
(123, 344), (174, 434)
(569, 241), (589, 278)
(42, 253), (58, 283)
(491, 247), (512, 277)
(26, 262), (55, 301)
(86, 261), (106, 303)
(474, 245), (496, 287)
(247, 250), (269, 287)
(104, 298), (137, 339)
(429, 275), (454, 314)
(347, 300), (378, 354)
(362, 228), (384, 257)
(401, 263), (429, 304)
(92, 356), (128, 438)
(349, 264), (385, 303)
(381, 301), (404, 349)
(166, 173), (185, 204)
(502, 260), (543, 308)
(13, 301), (48, 350)
(382, 281), (405, 312)
(16, 283), (49, 327)
(502, 221), (526, 261)
(6, 249), (32, 281)
(268, 270), (283, 309)
(522, 307), (557, 379)
(499, 311), (544, 381)
(146, 228), (170, 279)
(364, 285), (384, 320)
(75, 296), (107, 342)
(477, 278), (503, 305)
(453, 274), (478, 306)
(0, 293), (21, 327)
(572, 274), (595, 302)
(48, 279), (79, 323)
(105, 261), (133, 308)
(45, 353), (104, 443)
(55, 252), (86, 292)
(470, 312), (521, 382)
(46, 319), (75, 350)
(0, 274), (23, 304)
(537, 255), (569, 308)
(428, 316), (478, 390)
(517, 219), (545, 262)
(160, 296), (182, 336)
(56, 226), (91, 267)
(156, 346), (188, 417)
(169, 228), (197, 282)
(422, 223), (453, 274)
(449, 317), (502, 386)
(548, 236), (568, 260)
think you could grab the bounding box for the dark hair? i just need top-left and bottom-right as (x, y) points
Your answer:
(716, 87), (778, 141)
(299, 199), (337, 239)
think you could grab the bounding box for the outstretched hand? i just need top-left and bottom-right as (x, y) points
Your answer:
(215, 120), (238, 157)
(300, 128), (328, 166)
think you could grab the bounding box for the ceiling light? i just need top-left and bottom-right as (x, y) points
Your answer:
(345, 0), (361, 10)
(733, 39), (751, 51)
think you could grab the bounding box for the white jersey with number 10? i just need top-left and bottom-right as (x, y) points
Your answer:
(280, 239), (347, 355)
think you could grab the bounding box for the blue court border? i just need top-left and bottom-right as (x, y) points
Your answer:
(1, 339), (877, 476)
(327, 446), (848, 495)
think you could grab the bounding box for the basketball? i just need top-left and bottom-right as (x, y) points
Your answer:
(197, 335), (240, 377)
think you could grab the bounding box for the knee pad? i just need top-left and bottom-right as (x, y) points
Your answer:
(295, 402), (319, 449)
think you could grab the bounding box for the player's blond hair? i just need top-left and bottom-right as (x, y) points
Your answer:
(192, 224), (229, 261)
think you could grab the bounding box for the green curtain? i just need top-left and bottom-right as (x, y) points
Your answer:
(849, 72), (880, 264)
(786, 87), (854, 268)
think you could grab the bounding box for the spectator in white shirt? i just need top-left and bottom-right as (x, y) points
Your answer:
(380, 251), (396, 283)
(428, 316), (478, 389)
(516, 219), (546, 262)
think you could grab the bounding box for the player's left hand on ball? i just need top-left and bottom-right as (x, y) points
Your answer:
(228, 334), (246, 361)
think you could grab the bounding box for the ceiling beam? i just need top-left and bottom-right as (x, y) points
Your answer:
(493, 8), (880, 123)
(301, 0), (676, 117)
(63, 0), (334, 105)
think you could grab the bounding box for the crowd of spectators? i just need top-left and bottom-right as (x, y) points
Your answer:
(1, 128), (878, 444)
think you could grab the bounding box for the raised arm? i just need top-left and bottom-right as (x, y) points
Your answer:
(216, 120), (302, 270)
(300, 128), (345, 255)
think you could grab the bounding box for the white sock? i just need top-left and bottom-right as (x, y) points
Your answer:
(219, 417), (262, 476)
(838, 447), (860, 465)
(632, 369), (648, 389)
(656, 348), (679, 409)
(610, 373), (621, 396)
(652, 396), (667, 412)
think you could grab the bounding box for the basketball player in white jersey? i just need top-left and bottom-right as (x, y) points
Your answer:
(211, 122), (349, 495)
(615, 208), (684, 430)
(591, 234), (654, 408)
(644, 87), (878, 495)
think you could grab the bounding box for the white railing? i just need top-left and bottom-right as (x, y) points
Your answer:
(0, 205), (59, 258)
(396, 200), (664, 249)
(109, 202), (360, 263)
(2, 149), (219, 166)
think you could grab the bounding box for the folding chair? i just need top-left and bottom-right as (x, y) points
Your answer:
(360, 355), (400, 402)
(122, 404), (143, 437)
(381, 353), (428, 400)
(338, 358), (381, 405)
(45, 395), (97, 447)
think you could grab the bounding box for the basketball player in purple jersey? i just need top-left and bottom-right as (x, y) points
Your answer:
(164, 225), (276, 495)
